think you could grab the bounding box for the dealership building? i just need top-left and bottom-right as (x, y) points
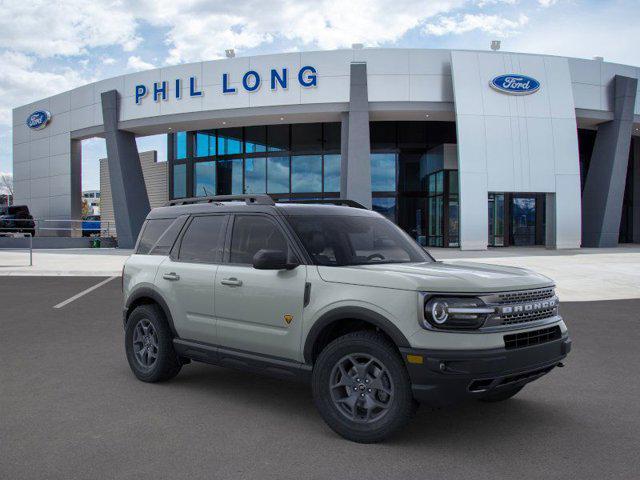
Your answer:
(11, 48), (640, 249)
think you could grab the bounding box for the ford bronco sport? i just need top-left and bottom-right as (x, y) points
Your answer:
(122, 194), (571, 443)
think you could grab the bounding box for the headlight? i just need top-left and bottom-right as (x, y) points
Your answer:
(422, 296), (495, 330)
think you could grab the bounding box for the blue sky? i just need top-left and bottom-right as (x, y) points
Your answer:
(1, 0), (638, 192)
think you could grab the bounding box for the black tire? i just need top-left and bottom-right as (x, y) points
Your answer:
(312, 331), (416, 443)
(478, 385), (524, 403)
(125, 304), (181, 383)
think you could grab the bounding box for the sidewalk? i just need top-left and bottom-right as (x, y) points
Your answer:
(0, 246), (639, 301)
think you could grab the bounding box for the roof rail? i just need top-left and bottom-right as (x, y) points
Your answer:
(165, 194), (275, 207)
(278, 198), (367, 209)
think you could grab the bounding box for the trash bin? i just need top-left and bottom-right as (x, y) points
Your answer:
(91, 238), (101, 248)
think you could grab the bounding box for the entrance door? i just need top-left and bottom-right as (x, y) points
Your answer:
(510, 196), (537, 246)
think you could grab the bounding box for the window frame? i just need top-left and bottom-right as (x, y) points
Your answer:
(170, 213), (230, 265)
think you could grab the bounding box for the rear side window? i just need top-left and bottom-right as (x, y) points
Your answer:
(178, 215), (227, 263)
(136, 218), (174, 254)
(149, 215), (188, 256)
(229, 215), (288, 264)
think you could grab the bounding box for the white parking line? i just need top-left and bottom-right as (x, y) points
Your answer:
(53, 276), (119, 309)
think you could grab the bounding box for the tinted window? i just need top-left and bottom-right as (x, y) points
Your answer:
(178, 215), (227, 263)
(194, 161), (216, 197)
(173, 164), (187, 198)
(291, 155), (322, 193)
(230, 216), (288, 264)
(267, 156), (290, 193)
(150, 216), (188, 256)
(137, 218), (174, 254)
(244, 157), (266, 193)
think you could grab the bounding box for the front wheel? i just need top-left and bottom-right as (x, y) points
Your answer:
(125, 304), (181, 382)
(312, 331), (416, 443)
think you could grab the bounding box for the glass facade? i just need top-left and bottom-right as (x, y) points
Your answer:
(169, 123), (341, 200)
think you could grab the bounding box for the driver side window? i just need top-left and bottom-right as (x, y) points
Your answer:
(229, 215), (288, 264)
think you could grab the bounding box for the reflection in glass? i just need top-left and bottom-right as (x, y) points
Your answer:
(292, 155), (322, 193)
(173, 163), (186, 198)
(217, 159), (243, 195)
(372, 197), (397, 223)
(194, 161), (216, 196)
(245, 157), (266, 193)
(217, 128), (243, 155)
(371, 153), (396, 192)
(323, 154), (341, 192)
(245, 126), (267, 153)
(175, 132), (187, 160)
(195, 131), (215, 157)
(267, 156), (290, 193)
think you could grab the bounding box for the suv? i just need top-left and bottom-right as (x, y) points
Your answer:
(0, 205), (35, 237)
(122, 195), (571, 443)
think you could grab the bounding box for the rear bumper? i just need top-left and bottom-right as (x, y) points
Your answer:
(400, 334), (571, 406)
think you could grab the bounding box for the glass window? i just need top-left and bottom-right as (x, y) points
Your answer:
(370, 122), (396, 150)
(267, 124), (289, 151)
(323, 154), (341, 193)
(136, 218), (174, 254)
(173, 163), (187, 198)
(245, 126), (267, 153)
(291, 123), (322, 152)
(178, 215), (227, 263)
(217, 128), (243, 155)
(150, 216), (188, 256)
(398, 121), (426, 148)
(291, 155), (322, 193)
(244, 157), (266, 194)
(217, 159), (243, 195)
(175, 132), (187, 160)
(289, 215), (431, 266)
(195, 131), (215, 157)
(267, 156), (290, 193)
(194, 161), (216, 197)
(230, 215), (288, 264)
(323, 123), (341, 151)
(371, 153), (396, 192)
(372, 197), (397, 223)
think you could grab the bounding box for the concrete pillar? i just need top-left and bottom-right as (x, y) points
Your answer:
(545, 193), (557, 248)
(101, 90), (150, 249)
(340, 63), (372, 209)
(582, 75), (638, 247)
(633, 138), (640, 243)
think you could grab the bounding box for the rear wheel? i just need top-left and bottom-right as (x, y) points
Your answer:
(125, 304), (181, 382)
(478, 385), (523, 403)
(312, 331), (416, 443)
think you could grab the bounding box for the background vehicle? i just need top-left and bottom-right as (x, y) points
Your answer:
(82, 215), (101, 237)
(122, 195), (571, 443)
(0, 205), (35, 236)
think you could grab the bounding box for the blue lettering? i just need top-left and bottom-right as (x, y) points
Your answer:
(270, 68), (287, 90)
(222, 73), (236, 93)
(153, 81), (168, 102)
(298, 66), (317, 87)
(175, 79), (181, 99)
(189, 76), (202, 97)
(135, 84), (148, 104)
(242, 70), (261, 92)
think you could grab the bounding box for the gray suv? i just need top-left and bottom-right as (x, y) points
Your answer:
(122, 195), (571, 443)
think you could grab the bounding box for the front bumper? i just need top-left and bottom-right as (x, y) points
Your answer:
(400, 334), (571, 406)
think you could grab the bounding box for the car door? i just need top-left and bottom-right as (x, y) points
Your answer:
(156, 214), (229, 345)
(214, 213), (307, 362)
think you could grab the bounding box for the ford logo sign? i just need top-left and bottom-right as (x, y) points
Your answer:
(490, 74), (540, 95)
(26, 110), (52, 130)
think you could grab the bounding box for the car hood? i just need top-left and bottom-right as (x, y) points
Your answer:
(316, 261), (553, 293)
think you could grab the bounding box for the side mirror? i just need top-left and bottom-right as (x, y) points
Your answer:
(252, 249), (299, 270)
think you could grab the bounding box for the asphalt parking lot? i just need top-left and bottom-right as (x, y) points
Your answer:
(1, 277), (639, 480)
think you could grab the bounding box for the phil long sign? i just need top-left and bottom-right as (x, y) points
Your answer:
(490, 74), (540, 95)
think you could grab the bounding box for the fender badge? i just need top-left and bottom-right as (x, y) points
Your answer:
(283, 314), (294, 325)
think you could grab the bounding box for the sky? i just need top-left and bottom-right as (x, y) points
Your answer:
(0, 0), (639, 192)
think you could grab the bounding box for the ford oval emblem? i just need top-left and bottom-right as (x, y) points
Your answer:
(26, 110), (52, 130)
(490, 74), (540, 95)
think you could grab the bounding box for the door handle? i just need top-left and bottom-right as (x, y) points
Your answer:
(220, 277), (243, 287)
(163, 272), (180, 281)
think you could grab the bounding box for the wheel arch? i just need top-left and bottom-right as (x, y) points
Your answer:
(124, 287), (178, 337)
(303, 306), (411, 364)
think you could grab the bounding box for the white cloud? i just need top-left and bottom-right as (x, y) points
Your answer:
(0, 0), (140, 58)
(102, 57), (117, 65)
(126, 55), (156, 72)
(538, 0), (558, 6)
(424, 13), (529, 36)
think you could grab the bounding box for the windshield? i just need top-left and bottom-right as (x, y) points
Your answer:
(288, 214), (433, 266)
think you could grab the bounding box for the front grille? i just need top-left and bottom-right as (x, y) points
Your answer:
(501, 307), (557, 325)
(496, 287), (555, 305)
(504, 326), (561, 350)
